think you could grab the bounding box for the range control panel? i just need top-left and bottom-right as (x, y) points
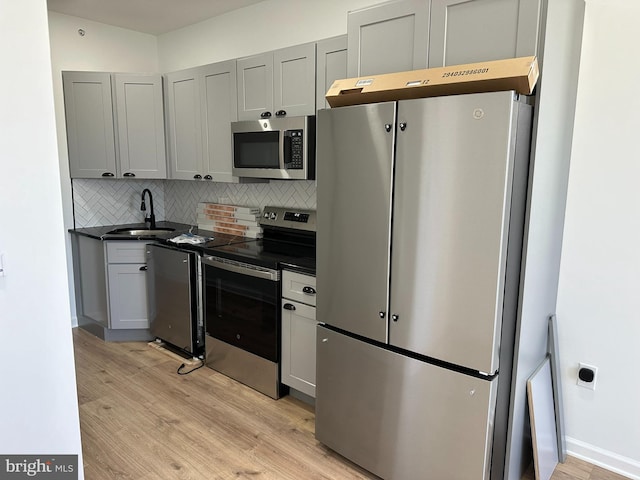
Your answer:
(283, 212), (310, 223)
(261, 206), (316, 232)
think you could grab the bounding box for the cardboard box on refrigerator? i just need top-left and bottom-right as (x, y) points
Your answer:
(325, 56), (539, 108)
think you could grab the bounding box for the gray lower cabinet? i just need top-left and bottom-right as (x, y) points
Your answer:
(237, 43), (316, 120)
(72, 234), (109, 327)
(281, 270), (317, 398)
(106, 241), (151, 331)
(316, 35), (348, 110)
(62, 71), (166, 179)
(71, 234), (153, 341)
(347, 0), (430, 77)
(428, 0), (542, 67)
(165, 60), (247, 183)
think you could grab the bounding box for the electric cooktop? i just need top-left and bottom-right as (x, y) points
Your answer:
(204, 206), (316, 272)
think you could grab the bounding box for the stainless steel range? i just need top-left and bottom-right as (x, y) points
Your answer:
(201, 206), (316, 399)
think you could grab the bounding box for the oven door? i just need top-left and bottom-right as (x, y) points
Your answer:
(202, 256), (281, 362)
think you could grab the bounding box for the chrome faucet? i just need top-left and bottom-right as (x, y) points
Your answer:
(140, 189), (156, 229)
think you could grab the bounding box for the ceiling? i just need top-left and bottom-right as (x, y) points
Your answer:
(47, 0), (268, 35)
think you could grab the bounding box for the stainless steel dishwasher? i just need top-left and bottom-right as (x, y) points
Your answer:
(146, 244), (202, 356)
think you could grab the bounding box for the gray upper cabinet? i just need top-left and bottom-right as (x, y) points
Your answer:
(237, 43), (316, 120)
(428, 0), (542, 67)
(113, 74), (166, 179)
(200, 61), (239, 183)
(165, 68), (203, 180)
(63, 72), (117, 178)
(63, 71), (166, 179)
(165, 60), (246, 183)
(347, 0), (430, 77)
(237, 53), (273, 121)
(273, 43), (316, 118)
(316, 35), (348, 110)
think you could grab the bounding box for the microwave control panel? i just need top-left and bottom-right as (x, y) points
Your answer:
(285, 130), (304, 170)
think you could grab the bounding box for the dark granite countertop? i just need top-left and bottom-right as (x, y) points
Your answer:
(69, 222), (315, 274)
(280, 261), (316, 277)
(68, 221), (248, 249)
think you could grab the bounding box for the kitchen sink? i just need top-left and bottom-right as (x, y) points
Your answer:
(106, 227), (175, 236)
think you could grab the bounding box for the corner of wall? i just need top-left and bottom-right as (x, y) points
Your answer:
(566, 437), (640, 480)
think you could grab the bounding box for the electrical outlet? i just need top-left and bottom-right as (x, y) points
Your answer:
(577, 363), (598, 390)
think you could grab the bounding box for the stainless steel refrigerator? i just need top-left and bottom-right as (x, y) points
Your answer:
(316, 91), (533, 480)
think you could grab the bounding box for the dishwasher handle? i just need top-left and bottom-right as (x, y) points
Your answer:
(202, 256), (280, 281)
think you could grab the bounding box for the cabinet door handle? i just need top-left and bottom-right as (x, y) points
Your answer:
(302, 286), (316, 295)
(275, 110), (287, 117)
(193, 174), (202, 179)
(204, 175), (213, 180)
(101, 172), (115, 177)
(283, 303), (296, 311)
(260, 111), (272, 118)
(123, 172), (135, 177)
(391, 314), (399, 322)
(139, 266), (148, 271)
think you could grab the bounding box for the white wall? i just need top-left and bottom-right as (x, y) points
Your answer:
(48, 12), (159, 324)
(158, 0), (379, 71)
(505, 1), (585, 478)
(0, 0), (82, 470)
(556, 0), (640, 477)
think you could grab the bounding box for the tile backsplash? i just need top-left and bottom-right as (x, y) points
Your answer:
(72, 178), (317, 228)
(165, 180), (317, 225)
(72, 179), (165, 228)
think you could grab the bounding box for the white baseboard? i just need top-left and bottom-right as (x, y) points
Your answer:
(566, 436), (640, 479)
(71, 315), (78, 328)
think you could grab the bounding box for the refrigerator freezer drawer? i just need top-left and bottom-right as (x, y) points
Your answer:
(315, 325), (498, 480)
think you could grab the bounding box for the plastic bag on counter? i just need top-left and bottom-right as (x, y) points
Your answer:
(168, 233), (212, 244)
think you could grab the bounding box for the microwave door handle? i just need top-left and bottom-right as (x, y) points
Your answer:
(282, 131), (292, 169)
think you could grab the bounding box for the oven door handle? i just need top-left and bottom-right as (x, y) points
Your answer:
(202, 256), (280, 281)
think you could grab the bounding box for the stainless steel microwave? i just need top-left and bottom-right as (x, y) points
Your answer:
(231, 116), (315, 180)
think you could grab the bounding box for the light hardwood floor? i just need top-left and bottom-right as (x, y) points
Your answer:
(73, 328), (627, 480)
(522, 456), (629, 480)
